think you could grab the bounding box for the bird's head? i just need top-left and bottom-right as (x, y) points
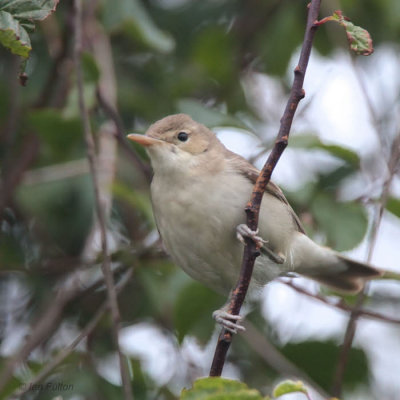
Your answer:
(127, 114), (223, 174)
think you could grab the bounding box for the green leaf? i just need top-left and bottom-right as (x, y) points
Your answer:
(102, 0), (174, 53)
(281, 341), (368, 391)
(311, 193), (368, 251)
(135, 261), (188, 320)
(272, 380), (307, 398)
(318, 165), (356, 190)
(17, 175), (94, 255)
(258, 3), (304, 75)
(318, 10), (373, 56)
(28, 109), (82, 162)
(112, 181), (155, 227)
(290, 135), (360, 167)
(0, 0), (59, 57)
(82, 51), (100, 83)
(386, 197), (400, 218)
(0, 10), (31, 57)
(0, 0), (60, 21)
(174, 281), (223, 343)
(191, 26), (235, 85)
(181, 377), (264, 400)
(176, 99), (250, 130)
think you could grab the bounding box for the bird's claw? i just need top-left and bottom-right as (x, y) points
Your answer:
(236, 224), (285, 264)
(212, 309), (245, 334)
(236, 224), (267, 250)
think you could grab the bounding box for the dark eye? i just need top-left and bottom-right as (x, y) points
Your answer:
(177, 132), (188, 142)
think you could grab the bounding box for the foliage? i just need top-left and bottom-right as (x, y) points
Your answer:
(0, 0), (399, 399)
(272, 380), (308, 398)
(317, 10), (374, 55)
(0, 0), (59, 58)
(181, 377), (266, 400)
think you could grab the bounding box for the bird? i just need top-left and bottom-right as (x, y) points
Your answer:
(127, 113), (382, 333)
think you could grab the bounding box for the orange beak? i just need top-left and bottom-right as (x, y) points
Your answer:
(127, 134), (163, 147)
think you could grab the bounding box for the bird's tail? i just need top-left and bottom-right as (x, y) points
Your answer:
(292, 233), (383, 293)
(304, 254), (382, 293)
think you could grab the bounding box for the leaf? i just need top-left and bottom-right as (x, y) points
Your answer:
(290, 135), (360, 167)
(28, 109), (83, 161)
(17, 175), (94, 255)
(181, 377), (264, 400)
(386, 197), (400, 219)
(0, 0), (59, 21)
(0, 10), (31, 57)
(82, 51), (100, 83)
(272, 380), (307, 398)
(311, 193), (368, 251)
(0, 0), (59, 57)
(318, 165), (356, 190)
(281, 341), (368, 391)
(112, 181), (155, 227)
(317, 10), (373, 56)
(135, 261), (188, 319)
(101, 0), (174, 53)
(191, 26), (235, 84)
(176, 99), (250, 130)
(174, 281), (223, 343)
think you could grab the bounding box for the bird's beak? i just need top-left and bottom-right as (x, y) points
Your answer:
(127, 134), (163, 147)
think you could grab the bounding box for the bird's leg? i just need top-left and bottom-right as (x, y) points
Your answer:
(212, 303), (245, 334)
(236, 223), (285, 264)
(260, 245), (286, 264)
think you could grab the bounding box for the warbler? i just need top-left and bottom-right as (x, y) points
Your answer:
(128, 114), (381, 332)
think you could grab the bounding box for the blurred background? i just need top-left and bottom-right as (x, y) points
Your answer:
(0, 0), (400, 399)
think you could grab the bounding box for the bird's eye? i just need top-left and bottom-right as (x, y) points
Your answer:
(177, 132), (188, 142)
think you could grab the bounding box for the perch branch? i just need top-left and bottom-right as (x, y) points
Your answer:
(209, 0), (322, 377)
(73, 1), (133, 399)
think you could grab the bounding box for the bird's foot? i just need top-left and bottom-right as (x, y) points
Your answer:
(236, 224), (285, 264)
(236, 224), (266, 250)
(212, 309), (245, 334)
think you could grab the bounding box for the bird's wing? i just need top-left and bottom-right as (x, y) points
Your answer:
(227, 151), (305, 234)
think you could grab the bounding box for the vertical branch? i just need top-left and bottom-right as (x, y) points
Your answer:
(209, 0), (322, 377)
(332, 131), (400, 396)
(73, 1), (133, 399)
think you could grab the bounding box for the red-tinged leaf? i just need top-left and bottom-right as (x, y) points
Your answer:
(316, 10), (373, 56)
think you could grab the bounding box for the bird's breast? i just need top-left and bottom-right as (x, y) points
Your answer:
(150, 168), (297, 294)
(151, 171), (251, 294)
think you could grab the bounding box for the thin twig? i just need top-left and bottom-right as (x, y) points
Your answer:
(0, 246), (147, 395)
(73, 1), (133, 399)
(279, 279), (400, 325)
(9, 270), (133, 399)
(332, 130), (400, 396)
(209, 0), (322, 377)
(96, 90), (152, 182)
